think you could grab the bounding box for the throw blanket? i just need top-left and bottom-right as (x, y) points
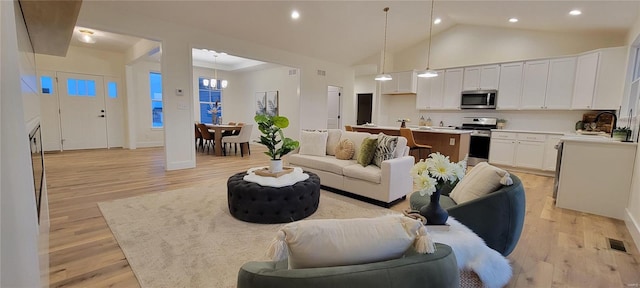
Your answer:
(429, 217), (512, 288)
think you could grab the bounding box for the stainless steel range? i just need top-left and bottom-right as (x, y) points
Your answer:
(458, 117), (497, 165)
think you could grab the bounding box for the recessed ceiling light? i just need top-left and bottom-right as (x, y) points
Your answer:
(434, 18), (442, 25)
(569, 10), (582, 16)
(291, 10), (300, 19)
(78, 29), (96, 44)
(508, 18), (518, 23)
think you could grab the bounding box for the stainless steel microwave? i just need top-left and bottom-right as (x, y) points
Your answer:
(460, 90), (497, 109)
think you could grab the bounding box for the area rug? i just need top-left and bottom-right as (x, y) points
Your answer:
(99, 187), (490, 288)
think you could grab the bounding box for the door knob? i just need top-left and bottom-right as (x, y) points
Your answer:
(101, 109), (105, 112)
(99, 115), (105, 118)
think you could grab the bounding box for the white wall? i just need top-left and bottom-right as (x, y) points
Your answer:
(1, 1), (43, 286)
(130, 60), (164, 147)
(394, 24), (627, 71)
(77, 1), (355, 170)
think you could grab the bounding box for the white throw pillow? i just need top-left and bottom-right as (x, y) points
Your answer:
(266, 214), (435, 269)
(298, 131), (328, 156)
(449, 162), (513, 204)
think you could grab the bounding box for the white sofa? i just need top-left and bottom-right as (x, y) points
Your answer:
(287, 129), (414, 207)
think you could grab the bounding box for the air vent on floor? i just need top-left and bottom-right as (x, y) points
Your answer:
(608, 238), (627, 252)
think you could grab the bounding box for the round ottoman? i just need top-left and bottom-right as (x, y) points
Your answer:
(227, 171), (321, 224)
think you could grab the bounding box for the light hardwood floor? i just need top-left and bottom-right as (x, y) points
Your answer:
(45, 146), (640, 287)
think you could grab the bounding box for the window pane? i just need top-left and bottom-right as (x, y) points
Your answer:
(108, 82), (118, 98)
(40, 76), (53, 94)
(77, 80), (87, 95)
(200, 103), (213, 124)
(87, 80), (96, 96)
(67, 79), (77, 95)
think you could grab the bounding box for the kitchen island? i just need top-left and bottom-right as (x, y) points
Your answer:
(556, 135), (636, 220)
(352, 125), (470, 162)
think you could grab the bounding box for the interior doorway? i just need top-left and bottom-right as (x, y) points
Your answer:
(327, 86), (341, 129)
(357, 93), (373, 125)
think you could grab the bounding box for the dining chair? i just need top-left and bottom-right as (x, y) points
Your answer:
(222, 124), (253, 157)
(230, 122), (245, 154)
(223, 122), (237, 152)
(195, 123), (203, 152)
(400, 128), (432, 162)
(197, 123), (215, 154)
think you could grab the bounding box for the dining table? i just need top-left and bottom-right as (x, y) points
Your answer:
(204, 124), (243, 156)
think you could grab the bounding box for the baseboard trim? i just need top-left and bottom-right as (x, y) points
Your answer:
(320, 185), (405, 208)
(166, 160), (195, 171)
(625, 208), (640, 251)
(137, 141), (164, 148)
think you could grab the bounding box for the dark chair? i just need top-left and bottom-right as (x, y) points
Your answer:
(409, 174), (526, 256)
(400, 128), (432, 162)
(197, 123), (215, 154)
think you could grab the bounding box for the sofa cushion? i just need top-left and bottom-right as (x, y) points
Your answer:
(299, 130), (328, 156)
(335, 139), (355, 160)
(394, 136), (408, 158)
(343, 163), (382, 184)
(326, 129), (342, 156)
(266, 214), (431, 269)
(340, 131), (373, 160)
(373, 133), (398, 167)
(357, 138), (378, 166)
(288, 154), (354, 175)
(449, 162), (513, 204)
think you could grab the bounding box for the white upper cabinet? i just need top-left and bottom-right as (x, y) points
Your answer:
(592, 47), (626, 110)
(382, 70), (417, 94)
(572, 53), (599, 109)
(544, 57), (576, 109)
(463, 65), (500, 91)
(443, 68), (464, 109)
(521, 60), (550, 109)
(416, 70), (445, 109)
(497, 62), (523, 110)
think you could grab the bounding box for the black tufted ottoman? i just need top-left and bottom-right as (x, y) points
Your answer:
(227, 171), (321, 224)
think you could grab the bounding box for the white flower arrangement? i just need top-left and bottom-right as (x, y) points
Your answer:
(410, 152), (467, 196)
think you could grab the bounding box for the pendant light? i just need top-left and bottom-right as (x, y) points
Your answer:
(203, 52), (229, 89)
(375, 7), (392, 81)
(418, 0), (438, 78)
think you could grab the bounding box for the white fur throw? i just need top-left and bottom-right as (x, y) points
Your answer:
(266, 214), (435, 269)
(429, 217), (512, 288)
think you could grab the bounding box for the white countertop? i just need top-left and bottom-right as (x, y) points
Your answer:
(491, 129), (566, 135)
(353, 125), (472, 135)
(560, 135), (637, 146)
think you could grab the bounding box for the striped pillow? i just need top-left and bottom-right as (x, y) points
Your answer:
(373, 133), (398, 167)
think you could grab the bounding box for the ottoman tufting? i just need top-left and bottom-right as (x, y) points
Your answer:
(227, 171), (321, 224)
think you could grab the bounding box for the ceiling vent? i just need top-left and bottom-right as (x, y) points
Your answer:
(317, 70), (326, 76)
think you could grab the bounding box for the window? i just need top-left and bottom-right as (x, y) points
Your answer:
(198, 77), (222, 124)
(150, 72), (163, 128)
(107, 82), (118, 98)
(67, 78), (96, 97)
(40, 76), (54, 94)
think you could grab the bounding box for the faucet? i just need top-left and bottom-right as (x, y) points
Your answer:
(594, 111), (617, 137)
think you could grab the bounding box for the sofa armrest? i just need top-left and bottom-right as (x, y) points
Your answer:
(380, 156), (415, 201)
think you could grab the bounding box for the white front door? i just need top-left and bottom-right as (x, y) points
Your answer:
(327, 86), (341, 129)
(57, 72), (108, 150)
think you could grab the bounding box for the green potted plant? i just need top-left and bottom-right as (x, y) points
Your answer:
(496, 119), (507, 129)
(612, 127), (631, 141)
(254, 114), (300, 172)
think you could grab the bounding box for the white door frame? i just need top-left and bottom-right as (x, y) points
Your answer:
(327, 85), (342, 129)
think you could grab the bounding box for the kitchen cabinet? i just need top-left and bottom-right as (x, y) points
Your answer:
(382, 70), (417, 94)
(520, 60), (550, 109)
(442, 68), (464, 109)
(544, 57), (576, 109)
(514, 133), (545, 169)
(463, 65), (500, 91)
(416, 70), (444, 109)
(542, 135), (562, 171)
(489, 131), (549, 170)
(572, 47), (626, 110)
(572, 53), (598, 109)
(497, 62), (523, 110)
